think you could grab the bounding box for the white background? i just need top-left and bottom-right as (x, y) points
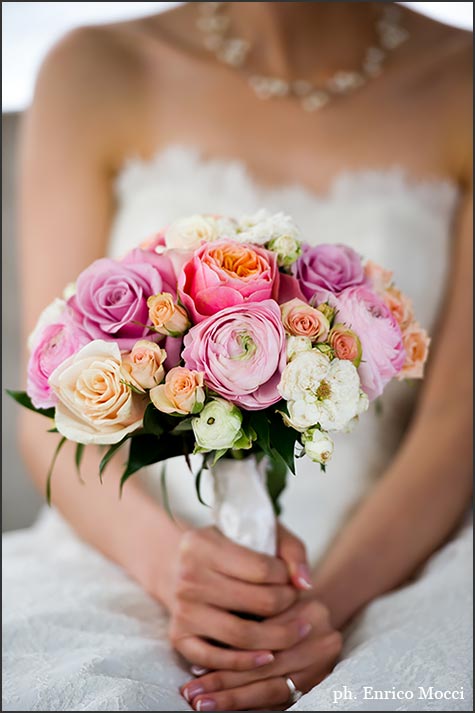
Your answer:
(2, 2), (473, 112)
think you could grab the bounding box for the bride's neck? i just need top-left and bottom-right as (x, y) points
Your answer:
(228, 2), (380, 77)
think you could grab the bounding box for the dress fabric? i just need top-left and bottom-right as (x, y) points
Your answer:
(3, 146), (472, 711)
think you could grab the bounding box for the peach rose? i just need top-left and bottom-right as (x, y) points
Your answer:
(280, 298), (329, 341)
(150, 367), (205, 415)
(49, 340), (145, 445)
(147, 293), (190, 337)
(399, 323), (430, 379)
(383, 287), (414, 330)
(364, 260), (393, 292)
(122, 340), (166, 391)
(328, 323), (362, 367)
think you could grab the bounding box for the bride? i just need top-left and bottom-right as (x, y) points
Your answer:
(4, 3), (472, 711)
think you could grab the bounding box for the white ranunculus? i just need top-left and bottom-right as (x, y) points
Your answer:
(267, 233), (302, 268)
(165, 215), (219, 250)
(302, 428), (334, 464)
(286, 335), (313, 361)
(27, 298), (67, 351)
(49, 340), (145, 445)
(192, 398), (244, 452)
(278, 350), (363, 432)
(235, 210), (301, 246)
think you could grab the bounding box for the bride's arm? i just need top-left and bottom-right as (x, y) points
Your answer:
(17, 28), (183, 605)
(313, 186), (473, 629)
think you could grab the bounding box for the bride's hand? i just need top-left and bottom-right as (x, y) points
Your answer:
(168, 526), (312, 672)
(180, 594), (342, 711)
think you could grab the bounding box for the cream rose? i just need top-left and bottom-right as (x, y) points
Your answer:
(122, 340), (166, 391)
(49, 340), (145, 445)
(150, 367), (205, 415)
(147, 292), (190, 336)
(165, 215), (219, 250)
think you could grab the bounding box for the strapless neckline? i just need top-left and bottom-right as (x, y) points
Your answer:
(114, 143), (460, 209)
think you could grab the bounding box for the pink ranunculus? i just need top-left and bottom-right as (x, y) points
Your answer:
(182, 300), (286, 410)
(69, 254), (176, 350)
(294, 243), (366, 304)
(334, 285), (406, 400)
(178, 240), (279, 323)
(27, 312), (89, 409)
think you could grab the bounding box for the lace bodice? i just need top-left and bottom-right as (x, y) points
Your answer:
(108, 145), (459, 563)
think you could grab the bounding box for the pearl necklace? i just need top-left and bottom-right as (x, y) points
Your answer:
(197, 2), (409, 111)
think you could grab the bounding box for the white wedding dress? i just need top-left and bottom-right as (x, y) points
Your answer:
(3, 146), (472, 712)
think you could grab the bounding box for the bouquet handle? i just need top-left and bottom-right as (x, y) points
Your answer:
(211, 457), (277, 556)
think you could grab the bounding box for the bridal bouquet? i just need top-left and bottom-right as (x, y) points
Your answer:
(10, 211), (429, 554)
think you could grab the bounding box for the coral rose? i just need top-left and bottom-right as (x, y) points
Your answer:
(178, 240), (279, 323)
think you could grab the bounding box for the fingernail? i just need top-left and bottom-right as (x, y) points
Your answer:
(190, 665), (208, 676)
(195, 698), (216, 712)
(254, 652), (275, 667)
(183, 684), (204, 702)
(296, 564), (313, 590)
(299, 620), (312, 638)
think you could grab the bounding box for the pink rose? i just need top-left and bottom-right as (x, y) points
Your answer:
(182, 300), (286, 410)
(280, 298), (329, 341)
(27, 306), (89, 409)
(178, 240), (279, 323)
(334, 285), (406, 400)
(294, 243), (366, 303)
(399, 323), (430, 379)
(328, 324), (362, 366)
(69, 253), (176, 350)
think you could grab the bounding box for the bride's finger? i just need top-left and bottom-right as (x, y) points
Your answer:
(177, 636), (274, 672)
(181, 631), (341, 700)
(190, 671), (311, 712)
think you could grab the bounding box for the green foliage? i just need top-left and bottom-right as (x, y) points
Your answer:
(7, 390), (54, 419)
(265, 456), (288, 516)
(46, 436), (67, 505)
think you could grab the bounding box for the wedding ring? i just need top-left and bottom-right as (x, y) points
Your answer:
(285, 676), (303, 705)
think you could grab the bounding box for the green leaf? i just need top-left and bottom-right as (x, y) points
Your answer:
(266, 456), (288, 516)
(99, 438), (129, 481)
(170, 418), (194, 434)
(75, 443), (85, 483)
(160, 464), (176, 522)
(120, 432), (195, 493)
(143, 403), (165, 437)
(267, 411), (297, 475)
(248, 412), (271, 457)
(210, 448), (228, 466)
(7, 390), (55, 419)
(46, 436), (67, 505)
(194, 462), (209, 507)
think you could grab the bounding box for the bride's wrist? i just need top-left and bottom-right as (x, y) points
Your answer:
(116, 497), (185, 611)
(311, 569), (365, 630)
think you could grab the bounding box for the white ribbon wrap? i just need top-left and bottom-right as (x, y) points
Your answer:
(212, 457), (277, 556)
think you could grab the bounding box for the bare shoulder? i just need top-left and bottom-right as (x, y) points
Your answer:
(403, 10), (472, 180)
(31, 21), (159, 165)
